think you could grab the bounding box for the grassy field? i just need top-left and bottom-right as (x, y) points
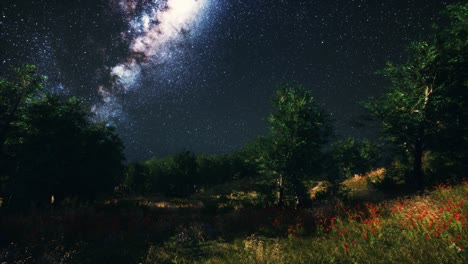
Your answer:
(1, 176), (467, 263)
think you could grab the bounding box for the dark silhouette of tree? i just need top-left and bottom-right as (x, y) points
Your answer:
(0, 66), (125, 207)
(124, 162), (151, 195)
(0, 65), (44, 194)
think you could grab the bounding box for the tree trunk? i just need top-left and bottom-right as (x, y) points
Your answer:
(412, 141), (423, 190)
(411, 124), (425, 190)
(277, 174), (284, 207)
(410, 85), (432, 190)
(291, 174), (310, 209)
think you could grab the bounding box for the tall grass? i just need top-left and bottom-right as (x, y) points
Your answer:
(144, 180), (467, 263)
(1, 179), (466, 263)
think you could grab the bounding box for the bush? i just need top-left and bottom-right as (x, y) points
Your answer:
(370, 163), (408, 193)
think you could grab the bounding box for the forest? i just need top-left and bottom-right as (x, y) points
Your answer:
(0, 3), (466, 263)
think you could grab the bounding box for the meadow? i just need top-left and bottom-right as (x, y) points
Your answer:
(1, 173), (466, 263)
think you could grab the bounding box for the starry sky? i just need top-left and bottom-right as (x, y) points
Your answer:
(0, 0), (451, 161)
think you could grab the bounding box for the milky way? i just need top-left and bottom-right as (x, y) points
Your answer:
(0, 0), (448, 161)
(93, 0), (212, 121)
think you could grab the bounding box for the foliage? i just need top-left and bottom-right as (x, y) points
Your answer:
(0, 65), (124, 207)
(266, 84), (331, 207)
(365, 3), (467, 189)
(329, 137), (381, 180)
(0, 65), (44, 193)
(123, 142), (265, 197)
(370, 162), (408, 193)
(0, 65), (44, 143)
(124, 162), (151, 195)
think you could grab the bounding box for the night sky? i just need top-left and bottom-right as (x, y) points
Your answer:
(0, 0), (450, 161)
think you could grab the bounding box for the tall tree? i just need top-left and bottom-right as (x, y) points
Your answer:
(0, 65), (44, 147)
(267, 84), (330, 207)
(1, 65), (125, 206)
(0, 65), (44, 186)
(365, 3), (467, 188)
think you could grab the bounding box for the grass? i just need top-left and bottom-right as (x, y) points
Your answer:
(1, 177), (467, 263)
(141, 179), (467, 264)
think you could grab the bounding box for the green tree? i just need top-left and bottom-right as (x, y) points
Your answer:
(143, 152), (199, 197)
(9, 95), (124, 205)
(1, 65), (124, 206)
(0, 65), (44, 147)
(196, 154), (233, 185)
(171, 151), (198, 196)
(0, 65), (44, 192)
(124, 162), (151, 195)
(232, 135), (270, 179)
(267, 84), (331, 207)
(365, 3), (467, 188)
(330, 137), (380, 180)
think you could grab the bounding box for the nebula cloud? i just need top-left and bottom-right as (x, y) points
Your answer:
(94, 0), (209, 121)
(111, 59), (142, 91)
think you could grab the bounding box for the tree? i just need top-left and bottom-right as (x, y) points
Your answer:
(142, 151), (199, 197)
(365, 3), (467, 188)
(0, 65), (44, 147)
(196, 154), (233, 185)
(0, 65), (44, 191)
(171, 151), (198, 196)
(232, 135), (270, 179)
(1, 66), (125, 207)
(10, 95), (124, 205)
(267, 84), (331, 207)
(124, 162), (151, 195)
(330, 137), (380, 180)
